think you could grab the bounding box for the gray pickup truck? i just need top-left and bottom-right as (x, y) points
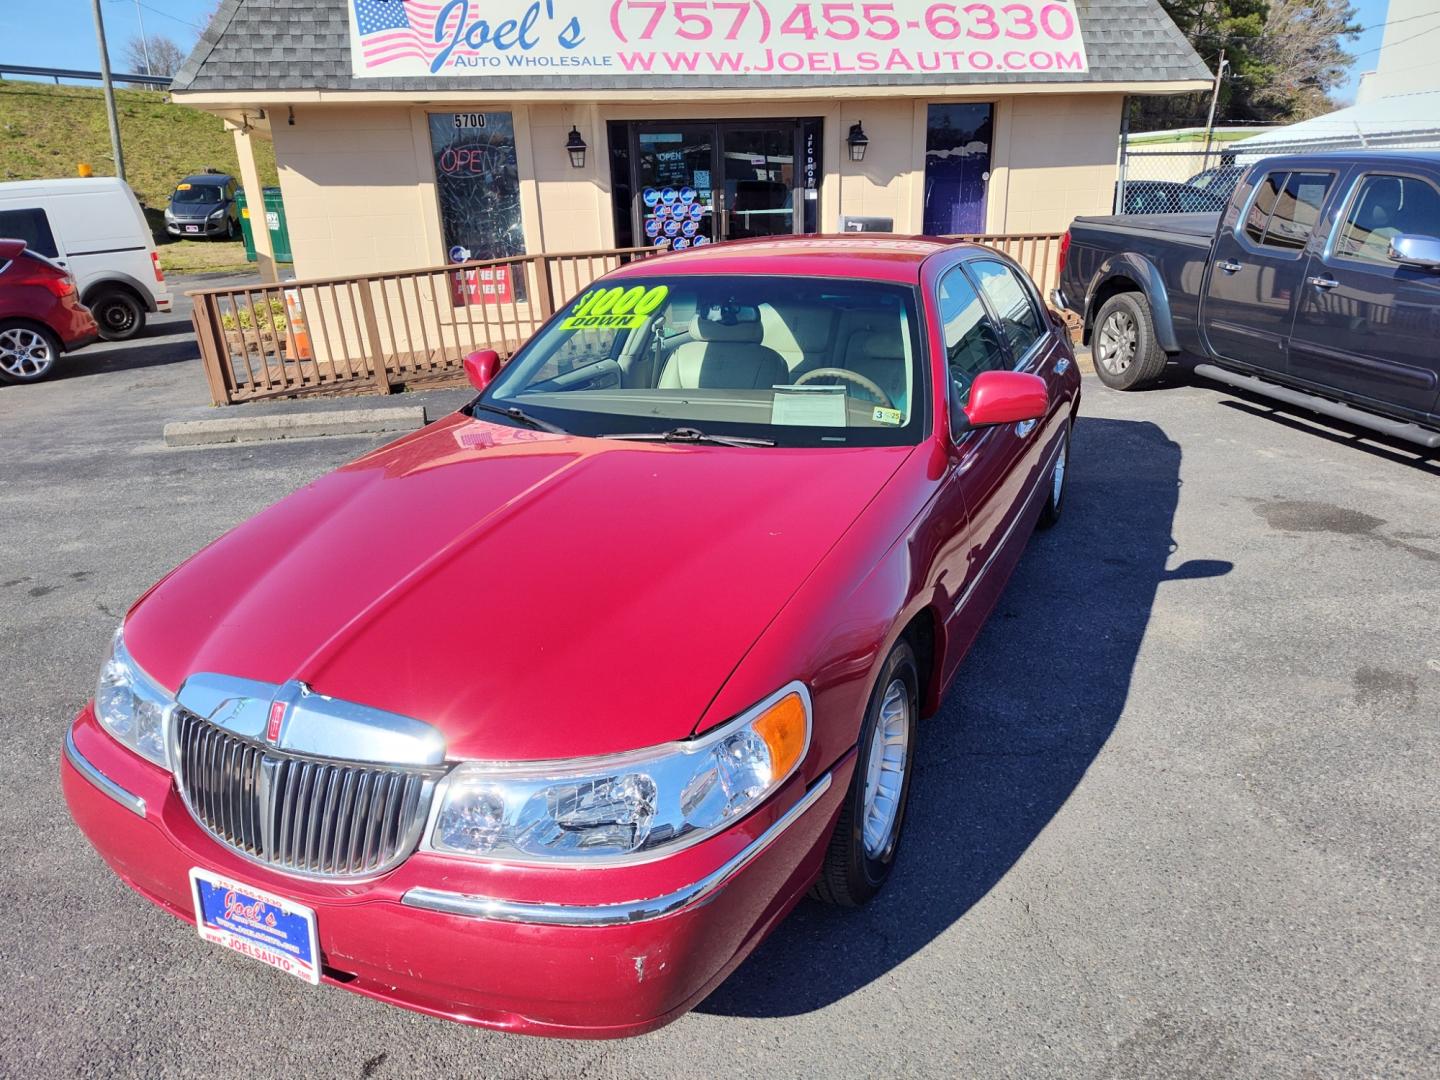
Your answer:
(1054, 151), (1440, 449)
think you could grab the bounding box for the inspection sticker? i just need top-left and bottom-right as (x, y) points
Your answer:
(872, 406), (903, 425)
(560, 284), (669, 330)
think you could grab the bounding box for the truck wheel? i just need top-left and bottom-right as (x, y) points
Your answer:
(811, 639), (918, 908)
(1092, 292), (1167, 390)
(91, 289), (146, 342)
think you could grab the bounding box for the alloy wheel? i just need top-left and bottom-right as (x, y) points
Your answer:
(1096, 310), (1138, 375)
(861, 678), (911, 859)
(0, 327), (56, 380)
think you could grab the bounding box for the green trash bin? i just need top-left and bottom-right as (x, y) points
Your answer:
(236, 187), (293, 264)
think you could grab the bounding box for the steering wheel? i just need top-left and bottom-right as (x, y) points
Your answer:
(793, 367), (894, 409)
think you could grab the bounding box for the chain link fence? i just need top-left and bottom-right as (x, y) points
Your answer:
(1116, 126), (1440, 216)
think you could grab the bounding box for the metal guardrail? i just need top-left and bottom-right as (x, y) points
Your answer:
(189, 235), (1067, 406)
(0, 63), (171, 87)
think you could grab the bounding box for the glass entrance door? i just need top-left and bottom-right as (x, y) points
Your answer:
(634, 125), (718, 252)
(628, 120), (817, 251)
(720, 125), (796, 240)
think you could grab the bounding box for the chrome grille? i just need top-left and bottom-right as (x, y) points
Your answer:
(174, 709), (443, 879)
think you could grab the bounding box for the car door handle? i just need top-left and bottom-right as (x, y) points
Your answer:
(1217, 260), (1243, 274)
(1307, 275), (1339, 290)
(1015, 419), (1038, 437)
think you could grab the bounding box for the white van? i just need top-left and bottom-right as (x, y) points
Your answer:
(0, 177), (172, 341)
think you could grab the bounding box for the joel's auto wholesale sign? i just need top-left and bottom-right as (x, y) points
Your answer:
(349, 0), (1089, 78)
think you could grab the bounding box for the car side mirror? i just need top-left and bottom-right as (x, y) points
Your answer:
(463, 348), (503, 393)
(956, 370), (1049, 433)
(1388, 233), (1440, 271)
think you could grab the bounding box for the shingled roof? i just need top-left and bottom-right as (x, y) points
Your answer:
(172, 0), (1210, 94)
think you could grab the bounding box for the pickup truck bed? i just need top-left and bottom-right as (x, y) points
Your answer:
(1054, 152), (1440, 449)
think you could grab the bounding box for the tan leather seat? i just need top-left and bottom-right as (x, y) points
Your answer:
(758, 303), (835, 376)
(841, 330), (909, 411)
(659, 317), (790, 390)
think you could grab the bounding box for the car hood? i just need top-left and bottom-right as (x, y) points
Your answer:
(125, 415), (914, 761)
(169, 201), (222, 217)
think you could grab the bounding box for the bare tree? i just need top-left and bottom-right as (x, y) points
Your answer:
(1248, 0), (1360, 120)
(122, 34), (187, 85)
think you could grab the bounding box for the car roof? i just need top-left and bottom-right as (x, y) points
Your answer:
(602, 234), (981, 285)
(179, 174), (231, 185)
(1241, 150), (1440, 171)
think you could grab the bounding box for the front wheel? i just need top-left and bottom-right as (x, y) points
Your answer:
(1092, 292), (1167, 391)
(811, 639), (919, 907)
(91, 289), (146, 342)
(0, 322), (61, 383)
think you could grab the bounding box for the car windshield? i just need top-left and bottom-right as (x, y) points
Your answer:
(480, 274), (927, 447)
(171, 183), (224, 204)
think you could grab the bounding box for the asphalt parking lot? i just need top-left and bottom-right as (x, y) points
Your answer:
(1, 311), (1436, 1078)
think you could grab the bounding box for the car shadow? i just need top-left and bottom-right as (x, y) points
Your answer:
(698, 414), (1230, 1019)
(50, 328), (204, 380)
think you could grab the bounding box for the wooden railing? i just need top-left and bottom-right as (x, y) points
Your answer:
(188, 247), (657, 406)
(190, 234), (1066, 406)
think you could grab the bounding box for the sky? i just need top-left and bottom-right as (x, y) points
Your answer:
(0, 0), (214, 75)
(0, 0), (1407, 104)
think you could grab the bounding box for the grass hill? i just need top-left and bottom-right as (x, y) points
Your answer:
(0, 80), (280, 273)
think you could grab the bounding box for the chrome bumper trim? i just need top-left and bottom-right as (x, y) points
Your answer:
(402, 771), (834, 927)
(65, 729), (146, 818)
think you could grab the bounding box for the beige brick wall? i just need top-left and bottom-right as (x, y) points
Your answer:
(271, 106), (435, 279)
(989, 94), (1123, 232)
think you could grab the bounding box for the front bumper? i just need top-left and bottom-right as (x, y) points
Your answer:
(166, 218), (229, 237)
(61, 705), (850, 1038)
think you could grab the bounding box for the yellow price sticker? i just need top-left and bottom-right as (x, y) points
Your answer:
(175, 183), (192, 190)
(560, 284), (669, 331)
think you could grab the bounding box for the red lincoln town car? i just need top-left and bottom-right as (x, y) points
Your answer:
(62, 236), (1080, 1038)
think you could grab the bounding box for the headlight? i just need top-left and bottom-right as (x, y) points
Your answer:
(94, 629), (174, 769)
(208, 206), (226, 219)
(424, 683), (811, 866)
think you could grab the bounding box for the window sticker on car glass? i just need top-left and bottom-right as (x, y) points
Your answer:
(176, 183), (192, 190)
(771, 385), (847, 427)
(872, 406), (902, 425)
(560, 285), (669, 330)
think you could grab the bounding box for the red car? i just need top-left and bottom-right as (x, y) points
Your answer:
(62, 236), (1080, 1038)
(0, 238), (98, 383)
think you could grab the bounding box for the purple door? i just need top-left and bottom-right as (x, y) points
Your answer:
(923, 104), (993, 237)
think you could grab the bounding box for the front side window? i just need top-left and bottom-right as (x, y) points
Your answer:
(937, 266), (1007, 437)
(1243, 170), (1333, 251)
(969, 259), (1044, 359)
(1335, 174), (1440, 263)
(0, 208), (58, 258)
(482, 275), (925, 448)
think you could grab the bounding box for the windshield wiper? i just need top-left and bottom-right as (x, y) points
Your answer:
(604, 427), (774, 448)
(469, 400), (569, 435)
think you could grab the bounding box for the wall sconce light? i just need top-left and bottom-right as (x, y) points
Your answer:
(287, 106), (295, 126)
(566, 126), (588, 169)
(847, 122), (869, 162)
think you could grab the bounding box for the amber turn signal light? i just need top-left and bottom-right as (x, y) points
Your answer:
(753, 690), (808, 779)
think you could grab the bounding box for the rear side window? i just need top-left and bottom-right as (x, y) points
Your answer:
(1242, 170), (1333, 251)
(0, 207), (59, 258)
(969, 259), (1045, 359)
(1336, 174), (1440, 262)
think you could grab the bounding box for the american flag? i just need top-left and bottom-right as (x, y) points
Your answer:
(353, 0), (455, 69)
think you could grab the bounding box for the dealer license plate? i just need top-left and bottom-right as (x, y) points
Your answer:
(188, 868), (320, 985)
(184, 225), (200, 233)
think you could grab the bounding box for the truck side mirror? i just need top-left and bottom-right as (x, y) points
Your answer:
(1388, 234), (1440, 271)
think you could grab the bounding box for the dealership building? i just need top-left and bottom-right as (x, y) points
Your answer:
(172, 0), (1208, 281)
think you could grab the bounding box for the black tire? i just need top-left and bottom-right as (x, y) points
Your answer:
(0, 321), (62, 384)
(224, 216), (237, 240)
(1091, 291), (1167, 391)
(91, 289), (146, 342)
(812, 639), (919, 908)
(1036, 419), (1071, 530)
